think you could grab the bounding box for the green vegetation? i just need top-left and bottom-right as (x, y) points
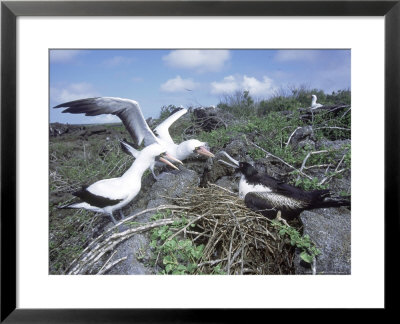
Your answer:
(49, 86), (350, 274)
(49, 125), (133, 273)
(271, 219), (321, 263)
(197, 88), (351, 191)
(148, 210), (215, 275)
(217, 86), (351, 117)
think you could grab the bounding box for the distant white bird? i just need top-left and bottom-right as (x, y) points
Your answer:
(311, 95), (323, 109)
(59, 143), (181, 225)
(54, 97), (214, 179)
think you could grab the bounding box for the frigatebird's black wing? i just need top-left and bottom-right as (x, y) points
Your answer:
(255, 174), (295, 196)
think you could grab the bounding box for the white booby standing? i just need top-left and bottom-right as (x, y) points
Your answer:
(60, 143), (182, 225)
(311, 94), (323, 109)
(54, 97), (214, 178)
(219, 152), (350, 220)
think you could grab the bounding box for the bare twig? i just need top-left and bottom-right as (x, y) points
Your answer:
(286, 127), (302, 147)
(97, 250), (117, 274)
(296, 150), (328, 181)
(249, 141), (312, 180)
(97, 256), (127, 275)
(314, 126), (351, 131)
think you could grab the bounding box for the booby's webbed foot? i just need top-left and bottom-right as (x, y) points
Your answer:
(119, 210), (125, 219)
(108, 212), (118, 225)
(108, 213), (128, 232)
(151, 168), (160, 181)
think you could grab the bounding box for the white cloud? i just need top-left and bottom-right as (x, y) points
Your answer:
(210, 75), (238, 94)
(51, 83), (120, 123)
(50, 50), (83, 63)
(102, 56), (134, 67)
(274, 50), (319, 62)
(51, 82), (99, 103)
(94, 114), (120, 124)
(162, 50), (230, 72)
(242, 76), (274, 96)
(211, 75), (275, 97)
(160, 76), (198, 93)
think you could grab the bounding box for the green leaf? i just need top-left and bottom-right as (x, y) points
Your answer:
(300, 252), (314, 264)
(177, 264), (187, 271)
(165, 264), (174, 273)
(163, 255), (174, 265)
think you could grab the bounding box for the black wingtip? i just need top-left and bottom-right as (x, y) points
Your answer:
(53, 97), (100, 109)
(120, 138), (139, 149)
(120, 138), (138, 155)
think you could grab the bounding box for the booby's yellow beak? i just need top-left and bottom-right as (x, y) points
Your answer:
(196, 146), (215, 158)
(159, 156), (179, 170)
(165, 153), (184, 165)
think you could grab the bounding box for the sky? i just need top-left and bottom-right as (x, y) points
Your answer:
(50, 49), (350, 124)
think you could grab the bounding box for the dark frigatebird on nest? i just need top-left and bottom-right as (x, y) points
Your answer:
(219, 152), (350, 221)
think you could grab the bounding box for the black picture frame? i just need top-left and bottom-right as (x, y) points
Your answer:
(1, 0), (398, 321)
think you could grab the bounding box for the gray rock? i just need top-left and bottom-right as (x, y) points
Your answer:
(106, 167), (200, 275)
(215, 176), (239, 193)
(297, 139), (316, 150)
(201, 151), (235, 185)
(146, 167), (199, 208)
(192, 106), (231, 132)
(289, 126), (315, 148)
(316, 139), (351, 151)
(107, 233), (154, 275)
(295, 207), (351, 275)
(224, 139), (249, 160)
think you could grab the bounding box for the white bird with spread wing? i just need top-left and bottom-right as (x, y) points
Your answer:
(54, 97), (214, 179)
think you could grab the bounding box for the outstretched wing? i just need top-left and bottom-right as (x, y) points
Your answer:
(153, 108), (187, 144)
(54, 97), (159, 146)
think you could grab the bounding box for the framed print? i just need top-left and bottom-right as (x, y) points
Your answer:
(1, 0), (398, 321)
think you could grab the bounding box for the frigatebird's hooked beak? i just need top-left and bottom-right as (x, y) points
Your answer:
(218, 151), (239, 168)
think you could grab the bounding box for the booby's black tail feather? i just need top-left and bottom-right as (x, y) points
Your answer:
(57, 202), (80, 209)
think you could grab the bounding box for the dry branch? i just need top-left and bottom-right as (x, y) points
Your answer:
(66, 185), (296, 275)
(249, 141), (313, 180)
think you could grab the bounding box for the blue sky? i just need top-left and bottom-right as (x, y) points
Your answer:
(50, 49), (350, 124)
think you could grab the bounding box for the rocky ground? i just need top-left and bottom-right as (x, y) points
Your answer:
(49, 105), (351, 275)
